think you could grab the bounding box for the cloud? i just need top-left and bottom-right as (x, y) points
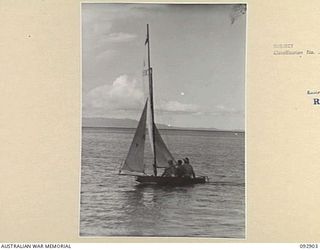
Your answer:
(95, 49), (116, 62)
(159, 101), (200, 114)
(103, 32), (137, 43)
(195, 104), (243, 116)
(83, 74), (243, 118)
(84, 75), (144, 112)
(156, 101), (242, 116)
(84, 78), (202, 116)
(215, 104), (237, 113)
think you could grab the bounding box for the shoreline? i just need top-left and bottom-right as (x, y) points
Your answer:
(82, 126), (245, 133)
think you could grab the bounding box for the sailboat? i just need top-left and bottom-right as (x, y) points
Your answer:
(119, 25), (208, 186)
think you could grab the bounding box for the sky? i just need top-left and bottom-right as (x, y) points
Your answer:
(82, 4), (246, 130)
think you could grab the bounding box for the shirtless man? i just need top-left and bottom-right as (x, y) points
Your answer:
(161, 160), (176, 177)
(182, 157), (196, 178)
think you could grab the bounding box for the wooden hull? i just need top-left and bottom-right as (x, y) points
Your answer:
(135, 176), (207, 186)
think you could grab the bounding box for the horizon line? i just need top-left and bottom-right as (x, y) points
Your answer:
(82, 126), (245, 133)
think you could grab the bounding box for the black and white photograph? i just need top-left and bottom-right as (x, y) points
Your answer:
(80, 3), (246, 238)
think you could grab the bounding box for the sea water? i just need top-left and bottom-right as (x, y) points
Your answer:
(80, 127), (245, 238)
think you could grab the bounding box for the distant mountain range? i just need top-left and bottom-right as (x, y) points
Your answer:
(81, 117), (245, 132)
(82, 117), (176, 129)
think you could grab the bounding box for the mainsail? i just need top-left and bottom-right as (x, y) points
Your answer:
(154, 125), (176, 168)
(119, 100), (148, 175)
(146, 99), (176, 168)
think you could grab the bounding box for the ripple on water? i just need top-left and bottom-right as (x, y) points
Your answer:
(80, 128), (245, 238)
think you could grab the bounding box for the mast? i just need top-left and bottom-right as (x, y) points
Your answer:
(146, 24), (157, 176)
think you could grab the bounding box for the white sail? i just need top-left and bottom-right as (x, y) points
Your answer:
(154, 125), (176, 168)
(146, 96), (176, 168)
(120, 100), (148, 174)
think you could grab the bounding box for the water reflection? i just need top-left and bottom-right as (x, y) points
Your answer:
(81, 128), (245, 237)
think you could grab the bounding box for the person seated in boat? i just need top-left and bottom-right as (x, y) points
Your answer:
(182, 157), (196, 178)
(161, 160), (176, 177)
(175, 160), (185, 177)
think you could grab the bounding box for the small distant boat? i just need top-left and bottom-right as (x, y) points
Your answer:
(119, 25), (208, 186)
